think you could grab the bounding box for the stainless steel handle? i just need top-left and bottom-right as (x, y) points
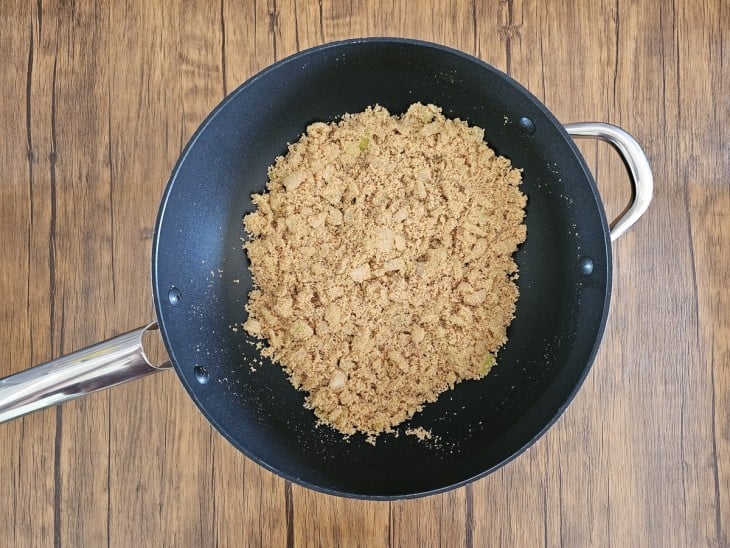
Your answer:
(564, 122), (653, 241)
(0, 323), (170, 423)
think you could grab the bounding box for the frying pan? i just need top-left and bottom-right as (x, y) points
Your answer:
(0, 38), (652, 499)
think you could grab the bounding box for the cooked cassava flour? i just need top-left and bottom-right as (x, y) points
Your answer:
(243, 103), (526, 443)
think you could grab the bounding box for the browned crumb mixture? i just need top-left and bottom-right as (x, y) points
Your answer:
(243, 103), (527, 442)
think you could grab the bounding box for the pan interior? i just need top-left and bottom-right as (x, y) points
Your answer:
(153, 39), (611, 498)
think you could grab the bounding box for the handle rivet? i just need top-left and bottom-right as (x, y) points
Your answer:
(518, 117), (535, 135)
(168, 286), (181, 305)
(193, 365), (210, 384)
(580, 257), (594, 276)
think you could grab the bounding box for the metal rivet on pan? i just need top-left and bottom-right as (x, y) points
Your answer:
(580, 257), (594, 276)
(518, 117), (536, 135)
(193, 365), (210, 384)
(168, 286), (181, 305)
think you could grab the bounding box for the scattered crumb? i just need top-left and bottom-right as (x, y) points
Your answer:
(242, 103), (527, 442)
(405, 427), (433, 441)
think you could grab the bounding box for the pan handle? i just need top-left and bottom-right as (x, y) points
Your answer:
(564, 123), (653, 241)
(0, 323), (170, 423)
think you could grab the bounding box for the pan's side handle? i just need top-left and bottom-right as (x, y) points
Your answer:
(564, 123), (653, 241)
(0, 323), (170, 423)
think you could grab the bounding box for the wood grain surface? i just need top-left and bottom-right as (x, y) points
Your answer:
(0, 1), (727, 546)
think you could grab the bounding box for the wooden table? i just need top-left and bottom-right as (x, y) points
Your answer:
(0, 1), (727, 546)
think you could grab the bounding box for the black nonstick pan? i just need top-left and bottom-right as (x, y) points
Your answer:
(0, 38), (652, 499)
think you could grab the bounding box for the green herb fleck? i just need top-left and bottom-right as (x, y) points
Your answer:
(359, 135), (370, 152)
(478, 352), (496, 375)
